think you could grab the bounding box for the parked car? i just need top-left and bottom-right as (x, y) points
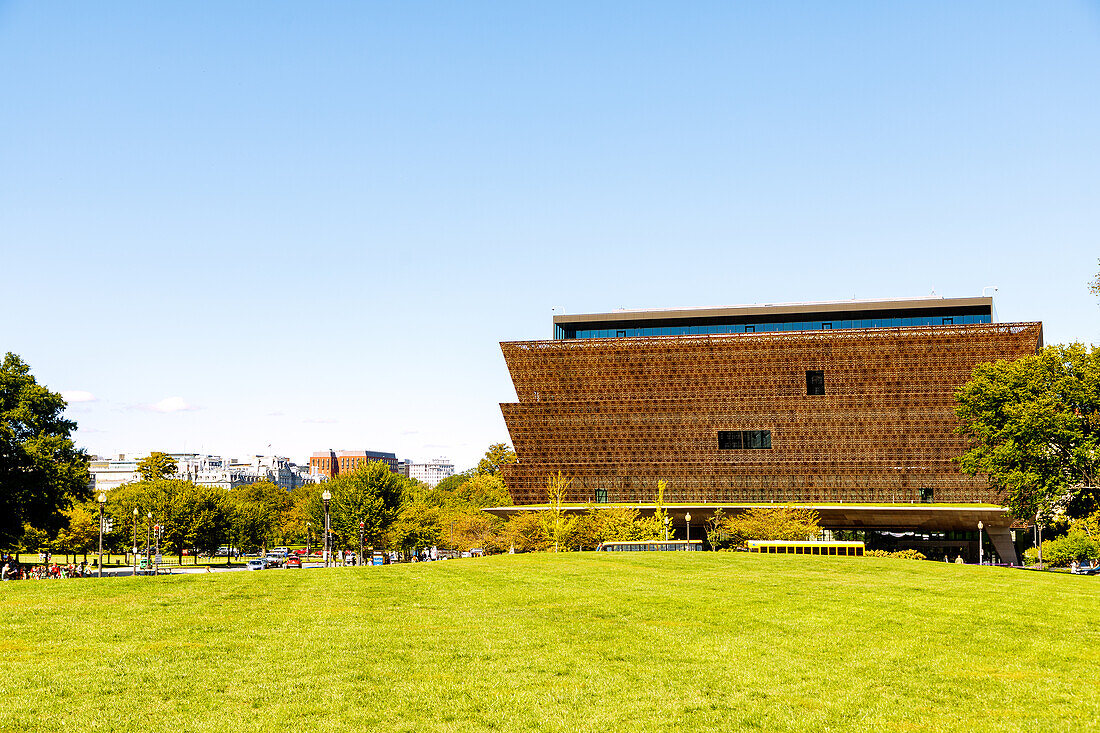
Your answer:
(246, 559), (265, 571)
(264, 555), (284, 569)
(285, 556), (302, 568)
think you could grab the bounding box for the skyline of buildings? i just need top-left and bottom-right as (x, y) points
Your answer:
(90, 449), (458, 492)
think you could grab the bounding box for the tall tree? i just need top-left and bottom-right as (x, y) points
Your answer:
(314, 461), (406, 549)
(542, 471), (576, 552)
(955, 344), (1100, 521)
(232, 480), (288, 553)
(0, 352), (90, 548)
(476, 443), (517, 477)
(136, 452), (178, 481)
(54, 502), (100, 562)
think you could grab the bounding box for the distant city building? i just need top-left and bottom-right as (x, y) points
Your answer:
(89, 452), (313, 492)
(309, 449), (399, 481)
(406, 458), (455, 488)
(88, 454), (141, 492)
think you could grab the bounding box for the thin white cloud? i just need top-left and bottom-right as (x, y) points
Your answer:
(303, 418), (337, 424)
(148, 396), (199, 413)
(62, 390), (96, 403)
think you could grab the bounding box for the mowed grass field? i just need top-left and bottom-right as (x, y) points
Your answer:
(2, 553), (1097, 733)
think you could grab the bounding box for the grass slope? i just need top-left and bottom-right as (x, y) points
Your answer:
(2, 554), (1097, 733)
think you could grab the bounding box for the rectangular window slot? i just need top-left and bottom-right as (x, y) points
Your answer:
(718, 430), (771, 450)
(821, 322), (832, 329)
(941, 318), (953, 325)
(616, 330), (627, 337)
(595, 488), (608, 503)
(919, 487), (934, 503)
(806, 370), (825, 396)
(744, 325), (755, 333)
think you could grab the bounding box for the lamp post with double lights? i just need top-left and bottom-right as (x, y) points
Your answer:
(359, 521), (365, 567)
(977, 521), (984, 565)
(322, 489), (332, 568)
(132, 508), (139, 576)
(97, 493), (106, 578)
(685, 512), (691, 544)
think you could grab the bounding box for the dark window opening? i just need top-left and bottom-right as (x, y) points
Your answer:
(718, 430), (742, 449)
(718, 430), (771, 450)
(595, 488), (608, 503)
(806, 370), (825, 396)
(941, 318), (953, 325)
(744, 325), (755, 333)
(919, 487), (934, 503)
(821, 322), (832, 329)
(616, 330), (627, 337)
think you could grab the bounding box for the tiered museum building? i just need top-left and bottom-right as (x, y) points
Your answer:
(495, 297), (1042, 563)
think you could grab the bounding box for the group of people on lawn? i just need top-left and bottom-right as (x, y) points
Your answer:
(1, 553), (94, 581)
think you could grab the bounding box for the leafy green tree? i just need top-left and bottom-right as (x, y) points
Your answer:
(723, 506), (821, 546)
(500, 511), (549, 553)
(391, 501), (442, 554)
(314, 461), (406, 549)
(705, 508), (730, 550)
(229, 480), (288, 554)
(180, 484), (233, 560)
(433, 471), (476, 496)
(476, 443), (517, 477)
(455, 473), (513, 508)
(1038, 531), (1100, 567)
(0, 352), (90, 548)
(955, 344), (1100, 521)
(16, 523), (50, 554)
(136, 452), (178, 481)
(54, 502), (100, 562)
(542, 472), (577, 552)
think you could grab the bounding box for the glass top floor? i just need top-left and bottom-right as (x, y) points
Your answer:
(554, 305), (992, 340)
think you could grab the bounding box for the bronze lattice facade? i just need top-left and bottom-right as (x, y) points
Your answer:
(500, 304), (1042, 506)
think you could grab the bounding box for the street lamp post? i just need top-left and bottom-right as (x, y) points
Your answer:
(359, 521), (365, 566)
(132, 508), (139, 576)
(663, 515), (670, 541)
(977, 521), (984, 565)
(685, 512), (691, 544)
(1036, 512), (1044, 571)
(306, 521), (311, 557)
(97, 492), (106, 578)
(146, 512), (153, 574)
(322, 489), (332, 568)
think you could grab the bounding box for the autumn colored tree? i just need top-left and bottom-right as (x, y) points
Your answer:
(723, 506), (821, 546)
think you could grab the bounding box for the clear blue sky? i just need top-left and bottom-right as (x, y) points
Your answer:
(2, 2), (1098, 471)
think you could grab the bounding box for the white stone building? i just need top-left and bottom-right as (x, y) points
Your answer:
(406, 458), (455, 488)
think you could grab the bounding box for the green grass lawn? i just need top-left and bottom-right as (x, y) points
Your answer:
(1, 553), (1097, 732)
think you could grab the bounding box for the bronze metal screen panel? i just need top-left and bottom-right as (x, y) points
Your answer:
(499, 323), (1043, 505)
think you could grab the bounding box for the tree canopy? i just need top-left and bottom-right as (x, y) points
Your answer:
(312, 460), (407, 548)
(476, 442), (516, 477)
(136, 452), (178, 481)
(0, 352), (89, 548)
(955, 344), (1100, 521)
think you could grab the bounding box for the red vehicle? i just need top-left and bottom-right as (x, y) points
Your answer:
(285, 556), (302, 568)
